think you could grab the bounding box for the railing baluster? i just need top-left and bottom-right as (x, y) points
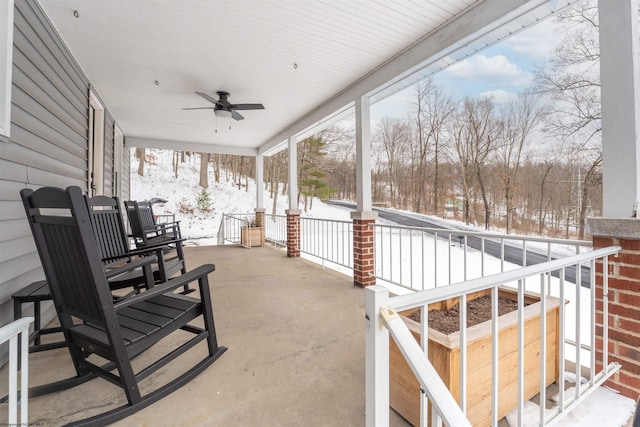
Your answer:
(420, 303), (429, 426)
(410, 231), (414, 289)
(460, 293), (467, 414)
(463, 235), (468, 281)
(559, 268), (566, 412)
(491, 286), (498, 427)
(517, 278), (525, 427)
(400, 229), (403, 286)
(590, 258), (596, 388)
(448, 234), (452, 285)
(539, 273), (547, 426)
(481, 237), (485, 277)
(421, 230), (425, 291)
(603, 256), (609, 373)
(434, 231), (438, 288)
(575, 261), (582, 400)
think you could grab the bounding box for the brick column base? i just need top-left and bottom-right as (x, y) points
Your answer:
(254, 208), (265, 228)
(286, 209), (301, 258)
(589, 218), (640, 401)
(351, 212), (378, 288)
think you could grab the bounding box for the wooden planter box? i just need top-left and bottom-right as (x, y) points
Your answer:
(240, 226), (264, 247)
(390, 288), (561, 426)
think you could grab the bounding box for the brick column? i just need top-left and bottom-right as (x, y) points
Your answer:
(351, 212), (378, 288)
(588, 218), (640, 400)
(254, 208), (265, 228)
(286, 209), (301, 258)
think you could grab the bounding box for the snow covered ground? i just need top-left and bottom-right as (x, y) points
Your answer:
(130, 149), (635, 426)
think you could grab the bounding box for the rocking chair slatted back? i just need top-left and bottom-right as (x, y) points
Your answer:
(87, 195), (130, 267)
(22, 187), (114, 327)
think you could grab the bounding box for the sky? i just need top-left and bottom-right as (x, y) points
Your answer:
(370, 14), (562, 122)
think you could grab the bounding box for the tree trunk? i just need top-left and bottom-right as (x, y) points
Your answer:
(173, 151), (179, 178)
(213, 154), (221, 183)
(136, 147), (146, 176)
(199, 153), (209, 188)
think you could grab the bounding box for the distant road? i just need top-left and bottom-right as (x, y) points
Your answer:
(327, 201), (590, 287)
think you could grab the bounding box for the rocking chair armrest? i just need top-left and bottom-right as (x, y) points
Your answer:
(113, 264), (216, 310)
(111, 242), (179, 259)
(137, 237), (187, 249)
(144, 222), (181, 234)
(104, 256), (157, 280)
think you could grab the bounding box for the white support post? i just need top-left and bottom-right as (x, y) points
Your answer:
(599, 0), (640, 217)
(365, 285), (390, 427)
(355, 95), (372, 213)
(288, 135), (298, 210)
(256, 154), (264, 210)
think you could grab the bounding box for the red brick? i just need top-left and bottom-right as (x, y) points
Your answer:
(619, 265), (640, 280)
(610, 278), (640, 293)
(595, 337), (616, 354)
(620, 239), (640, 251)
(618, 317), (640, 335)
(609, 329), (640, 348)
(618, 252), (640, 266)
(610, 355), (640, 376)
(595, 300), (605, 312)
(619, 371), (640, 392)
(618, 343), (640, 362)
(609, 304), (640, 323)
(593, 237), (615, 248)
(617, 290), (640, 307)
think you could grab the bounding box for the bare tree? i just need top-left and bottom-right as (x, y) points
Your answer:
(410, 80), (456, 215)
(462, 97), (498, 229)
(374, 117), (409, 207)
(493, 90), (544, 233)
(448, 102), (475, 225)
(536, 2), (601, 144)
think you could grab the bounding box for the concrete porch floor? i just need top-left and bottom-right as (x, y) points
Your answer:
(1, 245), (410, 426)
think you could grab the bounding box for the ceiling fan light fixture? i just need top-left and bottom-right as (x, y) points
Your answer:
(215, 109), (232, 119)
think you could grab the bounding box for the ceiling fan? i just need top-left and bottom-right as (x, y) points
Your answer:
(183, 91), (265, 121)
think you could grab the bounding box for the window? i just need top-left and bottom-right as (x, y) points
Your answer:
(0, 0), (14, 140)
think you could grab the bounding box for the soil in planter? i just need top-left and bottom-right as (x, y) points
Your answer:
(408, 295), (529, 334)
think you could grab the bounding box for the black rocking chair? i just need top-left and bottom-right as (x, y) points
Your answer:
(20, 186), (227, 426)
(86, 195), (184, 291)
(124, 199), (193, 293)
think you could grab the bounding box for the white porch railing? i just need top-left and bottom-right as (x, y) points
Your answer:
(218, 213), (288, 247)
(1, 317), (33, 427)
(372, 224), (592, 291)
(264, 213), (287, 247)
(218, 213), (258, 247)
(300, 217), (353, 269)
(366, 246), (621, 427)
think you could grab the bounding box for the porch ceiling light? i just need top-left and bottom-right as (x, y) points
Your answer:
(215, 109), (232, 119)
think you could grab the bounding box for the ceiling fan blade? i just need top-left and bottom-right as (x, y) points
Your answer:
(231, 109), (245, 121)
(195, 91), (224, 107)
(182, 107), (216, 110)
(231, 103), (265, 111)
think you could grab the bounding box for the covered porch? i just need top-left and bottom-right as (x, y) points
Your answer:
(3, 0), (640, 425)
(1, 245), (408, 426)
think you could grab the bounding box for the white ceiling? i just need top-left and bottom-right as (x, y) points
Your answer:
(37, 0), (571, 156)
